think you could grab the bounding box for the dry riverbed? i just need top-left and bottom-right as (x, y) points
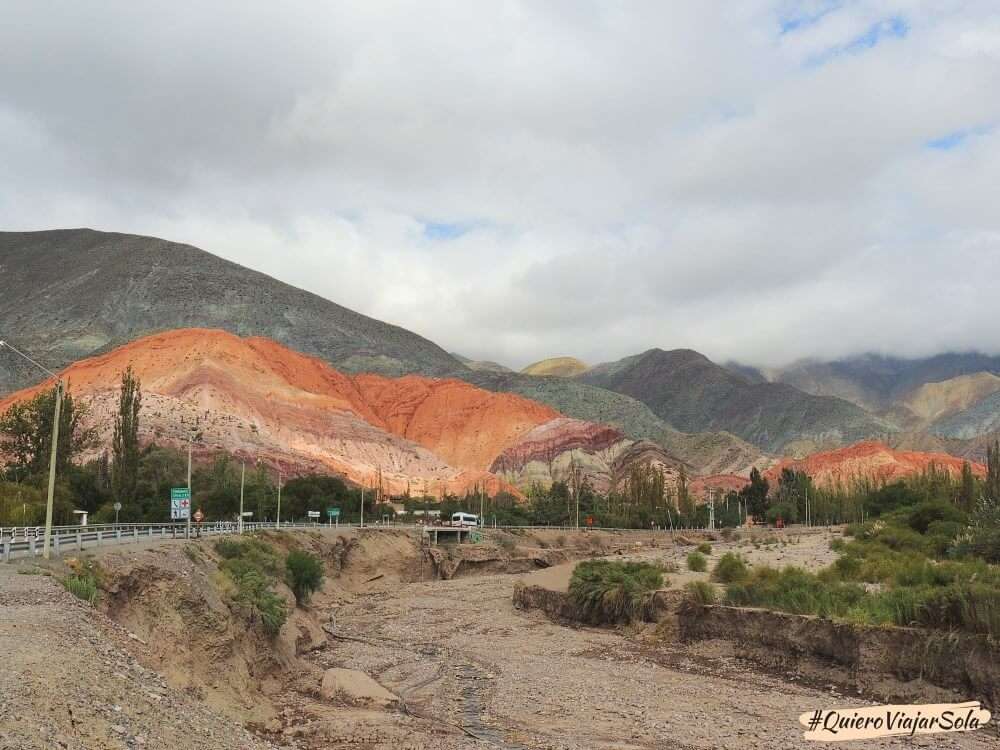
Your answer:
(2, 528), (997, 749)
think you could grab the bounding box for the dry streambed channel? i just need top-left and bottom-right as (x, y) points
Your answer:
(311, 530), (996, 749)
(3, 528), (998, 749)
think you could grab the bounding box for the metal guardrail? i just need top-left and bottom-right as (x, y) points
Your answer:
(0, 521), (328, 562)
(1, 520), (829, 562)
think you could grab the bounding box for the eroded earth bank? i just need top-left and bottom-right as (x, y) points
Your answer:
(1, 528), (997, 749)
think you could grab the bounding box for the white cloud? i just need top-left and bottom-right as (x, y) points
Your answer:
(1, 1), (999, 369)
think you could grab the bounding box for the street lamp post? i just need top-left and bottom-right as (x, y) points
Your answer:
(0, 340), (63, 560)
(238, 460), (246, 534)
(276, 467), (282, 530)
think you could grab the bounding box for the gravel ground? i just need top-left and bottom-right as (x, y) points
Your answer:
(2, 529), (997, 750)
(320, 551), (998, 749)
(0, 563), (273, 750)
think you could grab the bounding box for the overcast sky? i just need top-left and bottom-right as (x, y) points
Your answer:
(2, 1), (999, 369)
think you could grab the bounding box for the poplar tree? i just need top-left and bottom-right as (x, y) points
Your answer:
(111, 366), (142, 510)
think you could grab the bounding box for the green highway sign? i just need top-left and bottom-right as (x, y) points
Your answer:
(327, 508), (340, 518)
(171, 487), (191, 501)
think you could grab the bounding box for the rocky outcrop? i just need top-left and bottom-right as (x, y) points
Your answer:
(764, 440), (986, 489)
(353, 373), (558, 470)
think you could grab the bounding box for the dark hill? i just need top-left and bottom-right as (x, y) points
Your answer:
(0, 228), (464, 393)
(579, 348), (894, 453)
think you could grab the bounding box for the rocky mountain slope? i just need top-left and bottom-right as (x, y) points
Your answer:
(461, 369), (671, 442)
(579, 349), (893, 454)
(898, 372), (1000, 427)
(758, 353), (1000, 411)
(0, 328), (684, 496)
(520, 356), (589, 377)
(929, 392), (1000, 439)
(0, 228), (465, 395)
(764, 440), (986, 490)
(450, 352), (512, 373)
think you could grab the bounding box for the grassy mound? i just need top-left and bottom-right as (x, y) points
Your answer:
(711, 552), (749, 583)
(568, 560), (664, 625)
(686, 551), (707, 572)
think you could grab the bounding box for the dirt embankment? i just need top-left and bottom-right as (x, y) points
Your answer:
(681, 604), (1000, 710)
(512, 529), (1000, 712)
(86, 528), (624, 731)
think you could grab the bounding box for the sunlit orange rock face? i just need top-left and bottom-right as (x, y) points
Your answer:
(765, 440), (986, 489)
(0, 329), (564, 496)
(353, 374), (559, 471)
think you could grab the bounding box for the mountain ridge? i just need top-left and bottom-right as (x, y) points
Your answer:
(0, 228), (466, 395)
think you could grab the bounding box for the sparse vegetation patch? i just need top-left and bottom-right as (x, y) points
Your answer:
(568, 560), (664, 625)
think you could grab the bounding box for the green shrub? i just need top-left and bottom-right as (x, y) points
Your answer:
(686, 551), (707, 572)
(214, 538), (243, 559)
(286, 550), (324, 605)
(685, 580), (717, 605)
(967, 528), (1000, 564)
(215, 537), (287, 636)
(568, 560), (664, 625)
(711, 552), (748, 583)
(725, 566), (866, 618)
(696, 542), (712, 555)
(229, 567), (287, 636)
(904, 501), (967, 535)
(63, 574), (98, 605)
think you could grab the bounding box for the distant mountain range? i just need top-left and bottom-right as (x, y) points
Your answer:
(730, 353), (1000, 412)
(579, 349), (894, 454)
(3, 228), (1000, 479)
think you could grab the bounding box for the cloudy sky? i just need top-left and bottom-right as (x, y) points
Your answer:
(2, 1), (999, 369)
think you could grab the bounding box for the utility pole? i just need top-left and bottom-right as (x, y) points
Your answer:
(360, 482), (365, 528)
(479, 483), (484, 527)
(238, 461), (245, 534)
(276, 468), (282, 530)
(43, 381), (62, 559)
(0, 341), (62, 560)
(186, 435), (193, 539)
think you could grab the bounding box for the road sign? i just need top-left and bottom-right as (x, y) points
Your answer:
(113, 502), (122, 512)
(307, 510), (321, 518)
(193, 509), (204, 523)
(327, 508), (340, 518)
(170, 487), (191, 520)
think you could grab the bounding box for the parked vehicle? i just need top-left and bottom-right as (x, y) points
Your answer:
(451, 512), (479, 527)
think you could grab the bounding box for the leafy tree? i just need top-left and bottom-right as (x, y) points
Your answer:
(286, 550), (324, 605)
(111, 367), (142, 513)
(0, 385), (94, 480)
(958, 460), (976, 512)
(986, 440), (1000, 506)
(740, 467), (769, 521)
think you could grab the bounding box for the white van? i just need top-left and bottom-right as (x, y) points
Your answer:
(451, 512), (479, 527)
